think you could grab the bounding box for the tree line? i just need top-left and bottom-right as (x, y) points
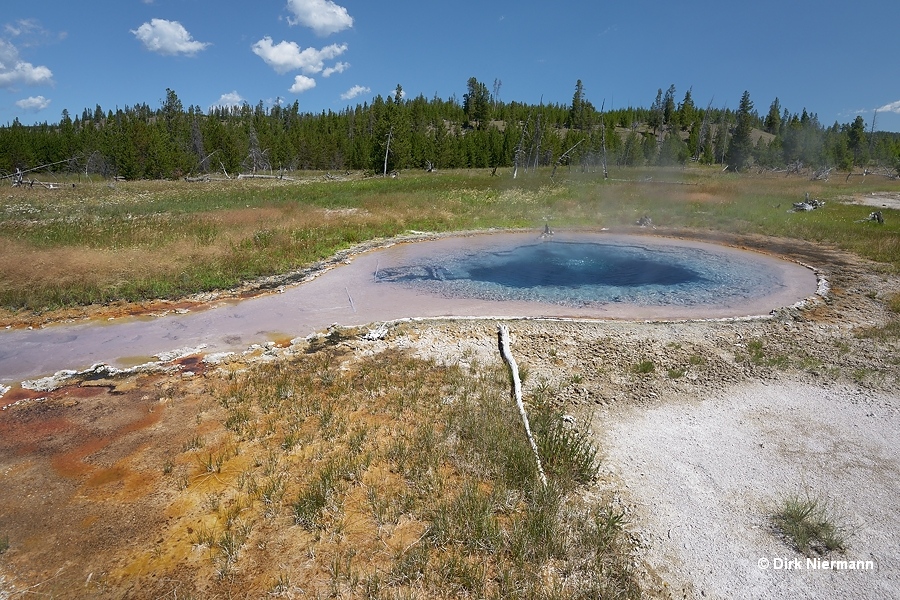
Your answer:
(1, 80), (899, 180)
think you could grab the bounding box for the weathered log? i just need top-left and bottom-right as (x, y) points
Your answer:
(236, 173), (295, 181)
(497, 324), (547, 488)
(855, 211), (884, 224)
(811, 167), (832, 181)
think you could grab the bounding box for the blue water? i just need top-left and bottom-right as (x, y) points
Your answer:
(375, 238), (782, 307)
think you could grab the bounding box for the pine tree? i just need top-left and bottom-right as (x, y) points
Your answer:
(647, 89), (663, 136)
(764, 98), (781, 135)
(662, 84), (677, 130)
(847, 115), (867, 166)
(567, 80), (593, 130)
(725, 91), (755, 171)
(463, 77), (491, 129)
(677, 88), (696, 132)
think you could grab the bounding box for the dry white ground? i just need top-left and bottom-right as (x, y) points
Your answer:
(601, 380), (898, 600)
(843, 191), (900, 211)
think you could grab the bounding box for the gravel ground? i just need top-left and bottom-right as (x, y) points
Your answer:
(602, 381), (898, 599)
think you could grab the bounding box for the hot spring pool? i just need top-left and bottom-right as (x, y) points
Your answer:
(371, 232), (816, 310)
(0, 231), (821, 384)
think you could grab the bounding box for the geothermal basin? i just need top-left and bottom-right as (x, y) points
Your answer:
(0, 232), (819, 385)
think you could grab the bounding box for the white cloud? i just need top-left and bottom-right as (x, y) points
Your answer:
(322, 61), (348, 77)
(211, 91), (245, 109)
(15, 95), (50, 111)
(876, 100), (900, 114)
(341, 85), (370, 100)
(289, 75), (317, 94)
(252, 37), (347, 75)
(5, 19), (40, 39)
(286, 0), (353, 36)
(0, 39), (53, 88)
(131, 19), (209, 56)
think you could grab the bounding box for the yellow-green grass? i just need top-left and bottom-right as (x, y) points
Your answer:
(121, 345), (639, 598)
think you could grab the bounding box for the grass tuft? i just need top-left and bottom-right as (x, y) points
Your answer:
(292, 466), (338, 530)
(429, 482), (501, 552)
(774, 493), (847, 555)
(633, 360), (656, 375)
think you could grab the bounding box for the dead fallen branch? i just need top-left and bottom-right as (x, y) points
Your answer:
(855, 211), (884, 224)
(497, 324), (547, 488)
(790, 193), (825, 212)
(810, 167), (832, 181)
(236, 173), (295, 181)
(2, 158), (74, 184)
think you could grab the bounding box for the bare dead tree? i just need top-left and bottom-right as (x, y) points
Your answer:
(695, 98), (715, 162)
(868, 110), (877, 157)
(551, 138), (584, 177)
(383, 126), (393, 177)
(530, 110), (543, 171)
(84, 150), (110, 178)
(190, 118), (208, 172)
(599, 100), (609, 179)
(243, 126), (271, 174)
(513, 121), (527, 179)
(3, 158), (72, 184)
(811, 166), (832, 181)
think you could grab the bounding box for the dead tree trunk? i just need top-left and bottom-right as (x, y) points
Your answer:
(531, 111), (542, 172)
(695, 99), (714, 162)
(383, 127), (393, 177)
(551, 139), (584, 178)
(599, 100), (609, 179)
(513, 122), (527, 179)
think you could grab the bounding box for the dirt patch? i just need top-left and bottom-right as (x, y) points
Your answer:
(842, 192), (900, 211)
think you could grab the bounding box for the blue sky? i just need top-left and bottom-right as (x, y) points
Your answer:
(2, 0), (899, 131)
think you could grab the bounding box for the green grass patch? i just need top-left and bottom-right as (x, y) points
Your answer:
(774, 494), (847, 556)
(667, 368), (686, 379)
(633, 360), (656, 375)
(746, 339), (791, 368)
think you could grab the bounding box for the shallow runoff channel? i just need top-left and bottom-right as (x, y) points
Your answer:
(0, 232), (818, 386)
